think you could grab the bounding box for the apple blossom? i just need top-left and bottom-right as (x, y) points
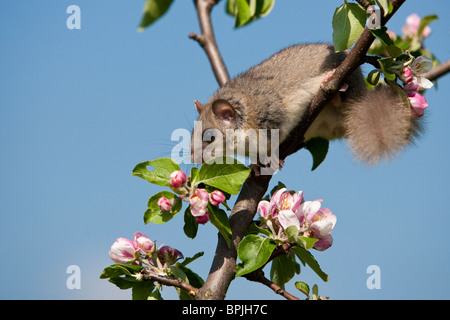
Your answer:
(158, 246), (184, 266)
(256, 188), (337, 251)
(271, 188), (303, 213)
(157, 196), (172, 212)
(209, 190), (226, 206)
(410, 56), (434, 90)
(133, 232), (155, 254)
(407, 91), (429, 118)
(109, 237), (139, 264)
(312, 234), (333, 251)
(189, 188), (209, 217)
(403, 78), (421, 92)
(277, 209), (301, 231)
(257, 200), (274, 220)
(398, 67), (413, 84)
(169, 170), (186, 189)
(195, 212), (210, 224)
(305, 208), (337, 237)
(402, 13), (432, 39)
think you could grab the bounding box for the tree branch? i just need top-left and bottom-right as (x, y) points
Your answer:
(423, 59), (450, 82)
(141, 268), (198, 297)
(189, 0), (230, 87)
(244, 270), (301, 300)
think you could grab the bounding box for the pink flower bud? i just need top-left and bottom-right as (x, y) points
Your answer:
(257, 200), (273, 219)
(189, 188), (209, 217)
(403, 78), (421, 92)
(209, 190), (226, 206)
(133, 232), (155, 254)
(158, 246), (184, 266)
(399, 67), (413, 83)
(386, 30), (397, 40)
(109, 237), (138, 264)
(195, 212), (210, 224)
(169, 170), (186, 189)
(402, 13), (431, 38)
(313, 234), (333, 251)
(157, 196), (172, 212)
(407, 92), (428, 118)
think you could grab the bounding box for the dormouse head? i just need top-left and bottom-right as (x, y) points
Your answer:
(190, 98), (241, 164)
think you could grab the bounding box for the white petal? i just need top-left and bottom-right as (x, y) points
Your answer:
(411, 56), (433, 74)
(416, 76), (433, 89)
(277, 210), (300, 230)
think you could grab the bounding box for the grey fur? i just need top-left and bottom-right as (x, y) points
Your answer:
(191, 43), (420, 164)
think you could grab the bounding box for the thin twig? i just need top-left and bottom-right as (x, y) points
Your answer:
(355, 0), (371, 10)
(364, 55), (381, 69)
(423, 59), (450, 82)
(189, 0), (230, 86)
(244, 270), (300, 300)
(141, 268), (198, 297)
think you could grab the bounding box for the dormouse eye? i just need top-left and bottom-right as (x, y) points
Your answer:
(203, 129), (219, 143)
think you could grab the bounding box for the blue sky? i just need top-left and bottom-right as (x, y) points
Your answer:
(0, 0), (449, 300)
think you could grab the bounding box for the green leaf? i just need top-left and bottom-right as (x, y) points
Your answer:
(183, 207), (198, 239)
(227, 0), (275, 28)
(270, 254), (300, 289)
(235, 0), (253, 27)
(169, 265), (188, 282)
(332, 3), (366, 51)
(132, 281), (157, 300)
(417, 15), (438, 39)
(378, 57), (396, 81)
(100, 264), (143, 279)
(144, 191), (182, 224)
(312, 284), (319, 300)
(375, 0), (393, 17)
(304, 137), (329, 171)
(285, 226), (318, 250)
(208, 204), (232, 247)
(178, 266), (204, 289)
(133, 158), (180, 187)
(177, 252), (204, 268)
(245, 221), (273, 237)
(370, 26), (403, 58)
(168, 266), (194, 300)
(367, 69), (381, 86)
(292, 246), (329, 282)
(236, 234), (277, 277)
(226, 0), (237, 15)
(108, 276), (141, 290)
(100, 264), (149, 294)
(189, 166), (199, 187)
(193, 157), (250, 195)
(138, 0), (174, 31)
(295, 281), (310, 298)
(254, 0), (275, 17)
(269, 181), (286, 197)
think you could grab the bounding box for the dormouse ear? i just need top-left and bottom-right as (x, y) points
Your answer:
(194, 100), (205, 113)
(212, 100), (235, 122)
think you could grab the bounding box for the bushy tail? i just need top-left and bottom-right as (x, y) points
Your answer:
(344, 84), (423, 165)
